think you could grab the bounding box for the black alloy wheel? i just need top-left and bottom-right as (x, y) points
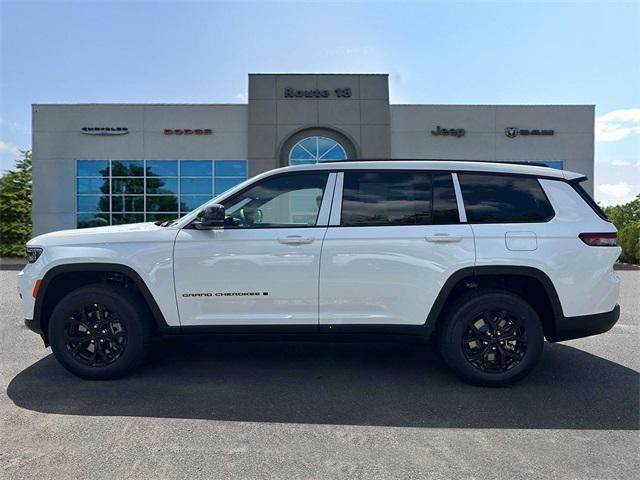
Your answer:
(49, 285), (152, 380)
(462, 309), (527, 373)
(438, 289), (544, 386)
(63, 303), (127, 367)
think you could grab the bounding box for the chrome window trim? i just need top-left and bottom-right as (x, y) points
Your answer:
(328, 172), (344, 226)
(316, 173), (337, 226)
(451, 173), (467, 223)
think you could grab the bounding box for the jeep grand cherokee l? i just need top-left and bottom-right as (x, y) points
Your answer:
(18, 160), (621, 386)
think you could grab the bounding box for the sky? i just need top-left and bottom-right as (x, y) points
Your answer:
(1, 0), (638, 205)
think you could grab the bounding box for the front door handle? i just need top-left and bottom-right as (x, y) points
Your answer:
(426, 234), (463, 243)
(278, 236), (314, 245)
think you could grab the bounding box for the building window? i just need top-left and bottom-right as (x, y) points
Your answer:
(289, 136), (347, 165)
(539, 160), (563, 169)
(514, 160), (564, 170)
(76, 159), (247, 228)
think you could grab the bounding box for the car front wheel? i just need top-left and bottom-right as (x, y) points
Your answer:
(48, 285), (152, 380)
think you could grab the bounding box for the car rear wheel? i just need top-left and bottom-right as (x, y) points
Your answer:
(438, 289), (544, 386)
(48, 285), (152, 380)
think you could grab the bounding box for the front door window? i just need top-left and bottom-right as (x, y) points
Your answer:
(222, 172), (329, 227)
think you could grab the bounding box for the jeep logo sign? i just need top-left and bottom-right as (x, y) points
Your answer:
(505, 127), (554, 138)
(431, 126), (466, 138)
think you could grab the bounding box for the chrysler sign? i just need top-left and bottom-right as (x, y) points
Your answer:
(81, 127), (129, 136)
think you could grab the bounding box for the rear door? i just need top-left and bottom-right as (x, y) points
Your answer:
(319, 170), (475, 326)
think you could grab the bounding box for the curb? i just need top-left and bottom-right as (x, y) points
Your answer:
(613, 263), (640, 271)
(0, 258), (26, 271)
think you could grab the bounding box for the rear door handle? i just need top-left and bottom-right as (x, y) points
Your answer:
(426, 234), (462, 243)
(278, 236), (314, 245)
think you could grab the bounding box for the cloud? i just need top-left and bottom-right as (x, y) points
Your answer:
(0, 140), (20, 156)
(0, 118), (29, 134)
(595, 108), (640, 142)
(608, 160), (640, 172)
(597, 182), (633, 198)
(322, 46), (373, 57)
(232, 92), (248, 103)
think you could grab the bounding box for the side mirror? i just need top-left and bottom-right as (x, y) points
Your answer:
(194, 204), (225, 230)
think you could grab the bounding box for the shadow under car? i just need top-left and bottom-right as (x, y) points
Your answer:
(7, 338), (639, 430)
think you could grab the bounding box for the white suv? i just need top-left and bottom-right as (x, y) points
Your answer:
(18, 160), (621, 385)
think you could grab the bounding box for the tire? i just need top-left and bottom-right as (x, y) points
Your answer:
(48, 284), (152, 380)
(437, 289), (544, 386)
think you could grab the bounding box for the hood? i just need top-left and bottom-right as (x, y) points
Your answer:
(27, 222), (175, 247)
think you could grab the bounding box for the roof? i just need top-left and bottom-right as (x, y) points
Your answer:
(280, 160), (585, 181)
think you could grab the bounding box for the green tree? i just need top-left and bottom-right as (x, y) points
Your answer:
(0, 149), (32, 257)
(602, 194), (640, 230)
(602, 194), (640, 264)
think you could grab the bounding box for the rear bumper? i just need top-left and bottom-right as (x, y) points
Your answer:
(548, 304), (620, 342)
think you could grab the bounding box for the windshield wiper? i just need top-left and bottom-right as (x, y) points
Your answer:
(155, 219), (178, 227)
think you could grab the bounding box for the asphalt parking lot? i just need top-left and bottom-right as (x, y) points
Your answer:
(1, 270), (638, 479)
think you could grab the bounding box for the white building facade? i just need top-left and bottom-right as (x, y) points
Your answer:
(32, 73), (594, 235)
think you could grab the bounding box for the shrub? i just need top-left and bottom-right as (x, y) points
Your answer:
(617, 222), (640, 264)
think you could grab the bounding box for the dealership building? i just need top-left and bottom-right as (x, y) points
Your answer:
(32, 73), (595, 235)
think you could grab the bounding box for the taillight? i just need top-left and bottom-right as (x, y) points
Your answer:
(579, 232), (617, 246)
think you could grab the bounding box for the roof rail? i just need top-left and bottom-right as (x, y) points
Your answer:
(319, 158), (554, 168)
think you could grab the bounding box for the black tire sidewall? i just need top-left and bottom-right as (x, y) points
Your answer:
(48, 286), (150, 380)
(439, 291), (544, 386)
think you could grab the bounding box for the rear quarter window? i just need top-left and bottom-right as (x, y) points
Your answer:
(458, 173), (554, 223)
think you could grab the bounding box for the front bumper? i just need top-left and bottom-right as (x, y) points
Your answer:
(17, 265), (38, 322)
(24, 318), (48, 346)
(548, 304), (620, 342)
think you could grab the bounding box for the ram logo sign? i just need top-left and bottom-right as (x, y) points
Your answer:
(505, 127), (554, 138)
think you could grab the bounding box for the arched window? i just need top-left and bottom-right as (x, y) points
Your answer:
(289, 136), (347, 165)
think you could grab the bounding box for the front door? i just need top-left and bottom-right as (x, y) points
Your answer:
(174, 171), (334, 326)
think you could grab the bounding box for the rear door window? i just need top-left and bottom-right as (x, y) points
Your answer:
(341, 172), (431, 226)
(340, 171), (459, 226)
(458, 173), (554, 223)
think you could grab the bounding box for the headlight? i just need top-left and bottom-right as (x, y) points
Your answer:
(26, 247), (43, 263)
